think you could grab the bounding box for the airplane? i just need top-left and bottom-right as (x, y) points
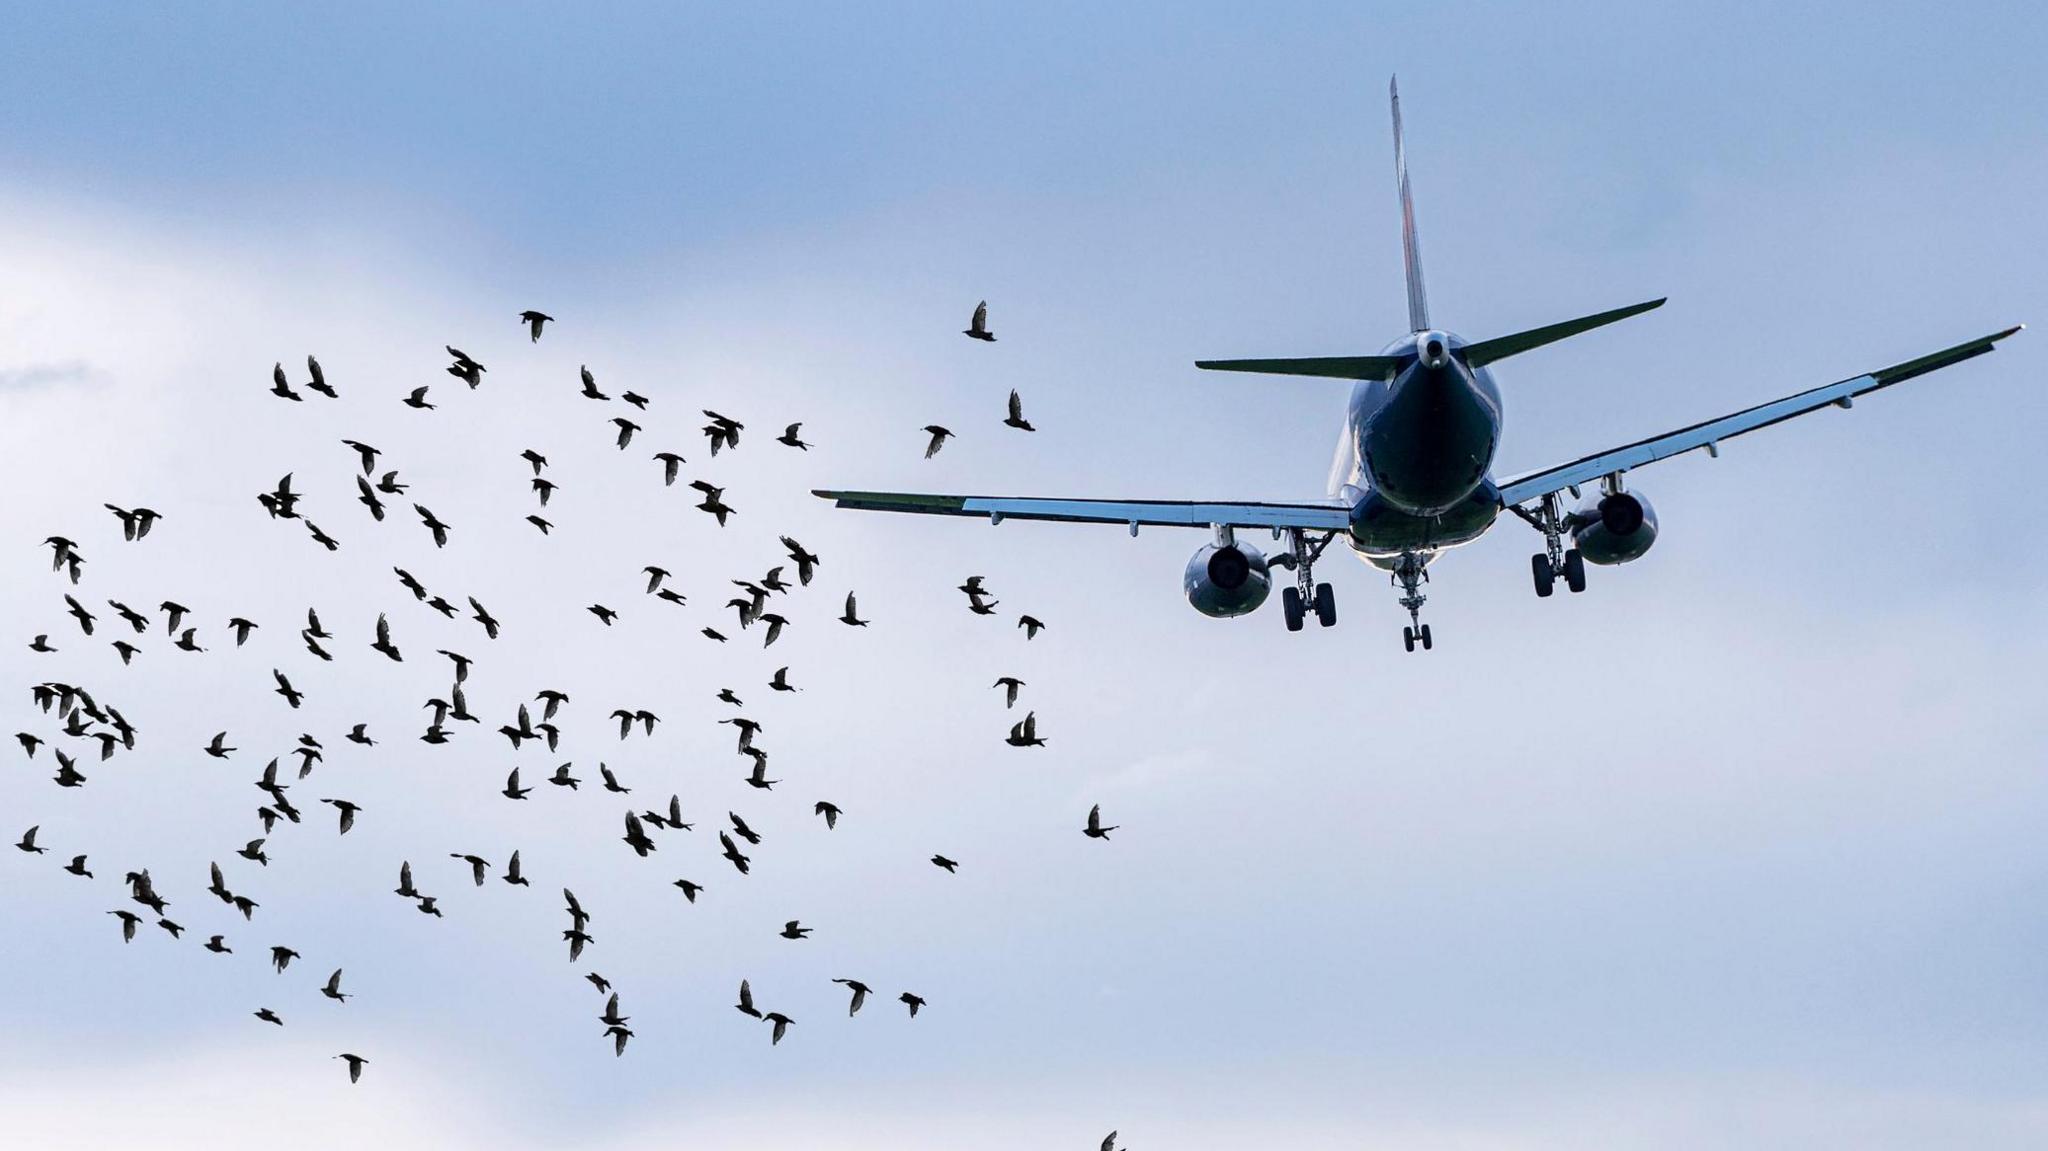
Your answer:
(817, 78), (2020, 652)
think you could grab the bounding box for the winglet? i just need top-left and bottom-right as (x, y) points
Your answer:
(1391, 76), (1429, 333)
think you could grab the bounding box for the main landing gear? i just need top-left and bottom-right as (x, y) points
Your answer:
(1273, 527), (1337, 632)
(1515, 492), (1586, 598)
(1391, 550), (1433, 652)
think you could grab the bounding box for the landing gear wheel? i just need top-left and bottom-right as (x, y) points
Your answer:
(1419, 623), (1433, 650)
(1402, 625), (1416, 652)
(1531, 553), (1555, 598)
(1563, 548), (1587, 594)
(1313, 583), (1337, 628)
(1282, 586), (1305, 632)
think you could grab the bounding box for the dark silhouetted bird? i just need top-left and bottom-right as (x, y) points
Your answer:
(205, 934), (232, 954)
(964, 299), (996, 341)
(777, 423), (810, 450)
(469, 597), (500, 639)
(690, 480), (734, 526)
(922, 425), (954, 458)
(1006, 712), (1046, 748)
(110, 910), (141, 942)
(521, 310), (552, 342)
(1019, 614), (1047, 639)
(322, 970), (350, 1002)
(336, 1053), (367, 1083)
(651, 451), (684, 486)
(446, 346), (485, 387)
(271, 362), (302, 401)
(994, 676), (1024, 708)
(503, 849), (529, 886)
(769, 666), (798, 693)
(837, 593), (868, 627)
(15, 826), (47, 854)
(1004, 388), (1035, 431)
(719, 832), (751, 875)
(900, 991), (926, 1018)
(403, 385), (435, 410)
(588, 604), (617, 626)
(370, 613), (402, 661)
(764, 1012), (794, 1045)
(578, 365), (607, 400)
(673, 878), (703, 903)
(321, 798), (360, 834)
(206, 732), (236, 758)
(622, 812), (656, 857)
(735, 979), (761, 1018)
(931, 854), (959, 873)
(451, 853), (490, 886)
(414, 504), (450, 548)
(64, 854), (92, 878)
(621, 390), (649, 409)
(255, 1008), (283, 1026)
(271, 946), (299, 973)
(814, 801), (841, 829)
(104, 504), (162, 541)
(229, 617), (258, 646)
(305, 355), (336, 398)
(834, 978), (872, 1015)
(1085, 804), (1118, 839)
(612, 417), (641, 449)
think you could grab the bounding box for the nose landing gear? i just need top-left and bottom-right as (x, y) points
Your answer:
(1391, 550), (1433, 651)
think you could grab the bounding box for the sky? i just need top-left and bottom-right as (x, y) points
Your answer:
(3, 3), (2047, 1148)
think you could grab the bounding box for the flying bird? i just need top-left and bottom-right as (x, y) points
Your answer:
(270, 362), (302, 401)
(402, 385), (435, 410)
(964, 299), (996, 341)
(321, 969), (350, 1002)
(814, 801), (841, 829)
(1019, 614), (1047, 639)
(833, 978), (871, 1015)
(1084, 804), (1118, 839)
(520, 310), (553, 341)
(336, 1053), (368, 1084)
(653, 452), (684, 486)
(931, 854), (959, 873)
(994, 676), (1024, 708)
(578, 365), (608, 401)
(899, 991), (926, 1018)
(922, 425), (954, 458)
(777, 423), (810, 450)
(1003, 388), (1035, 431)
(305, 355), (337, 398)
(838, 592), (868, 627)
(1006, 711), (1046, 747)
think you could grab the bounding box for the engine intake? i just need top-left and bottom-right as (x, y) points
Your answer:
(1570, 489), (1658, 565)
(1184, 541), (1271, 617)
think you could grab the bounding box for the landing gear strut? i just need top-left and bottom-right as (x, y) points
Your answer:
(1392, 550), (1433, 652)
(1515, 492), (1585, 597)
(1274, 527), (1338, 632)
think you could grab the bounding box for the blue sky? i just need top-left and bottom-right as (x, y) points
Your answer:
(2, 3), (2046, 1148)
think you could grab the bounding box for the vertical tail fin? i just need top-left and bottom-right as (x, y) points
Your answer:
(1390, 76), (1429, 333)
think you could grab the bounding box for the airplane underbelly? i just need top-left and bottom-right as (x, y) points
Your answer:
(1346, 481), (1499, 561)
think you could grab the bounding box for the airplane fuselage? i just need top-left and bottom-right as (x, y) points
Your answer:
(1329, 329), (1503, 566)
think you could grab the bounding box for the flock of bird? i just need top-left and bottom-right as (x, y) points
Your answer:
(12, 296), (1123, 1144)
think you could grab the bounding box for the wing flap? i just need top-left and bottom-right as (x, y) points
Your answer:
(815, 490), (1352, 531)
(1496, 325), (2021, 507)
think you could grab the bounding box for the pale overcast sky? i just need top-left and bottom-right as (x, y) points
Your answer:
(3, 4), (2045, 1148)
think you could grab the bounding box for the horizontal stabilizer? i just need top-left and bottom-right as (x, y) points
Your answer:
(1460, 297), (1666, 368)
(1193, 355), (1405, 381)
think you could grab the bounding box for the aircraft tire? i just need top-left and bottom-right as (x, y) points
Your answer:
(1563, 549), (1587, 594)
(1313, 583), (1336, 628)
(1531, 553), (1555, 598)
(1282, 586), (1305, 632)
(1419, 623), (1433, 650)
(1402, 625), (1416, 652)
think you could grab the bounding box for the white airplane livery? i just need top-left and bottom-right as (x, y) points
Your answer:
(818, 79), (2020, 650)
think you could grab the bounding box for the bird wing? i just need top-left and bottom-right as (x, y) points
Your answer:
(1008, 389), (1022, 420)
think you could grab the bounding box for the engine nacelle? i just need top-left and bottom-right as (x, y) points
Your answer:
(1183, 541), (1271, 617)
(1570, 489), (1658, 566)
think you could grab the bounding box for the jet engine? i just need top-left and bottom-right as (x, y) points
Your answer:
(1184, 540), (1272, 617)
(1570, 488), (1658, 565)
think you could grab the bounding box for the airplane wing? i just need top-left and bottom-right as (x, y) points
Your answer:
(1495, 326), (2022, 508)
(813, 490), (1352, 532)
